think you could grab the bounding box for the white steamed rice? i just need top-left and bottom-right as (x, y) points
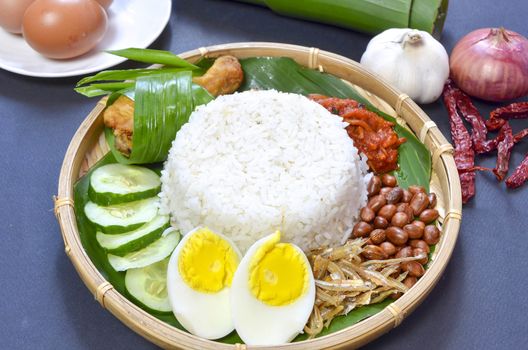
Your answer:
(159, 90), (370, 252)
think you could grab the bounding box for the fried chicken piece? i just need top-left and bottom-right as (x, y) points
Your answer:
(103, 95), (134, 156)
(102, 55), (244, 156)
(193, 55), (244, 96)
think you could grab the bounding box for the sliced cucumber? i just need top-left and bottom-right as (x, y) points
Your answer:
(108, 230), (180, 271)
(125, 258), (172, 313)
(96, 215), (170, 256)
(89, 164), (161, 206)
(84, 197), (159, 234)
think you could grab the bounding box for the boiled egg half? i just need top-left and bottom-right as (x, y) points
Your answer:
(166, 227), (241, 339)
(231, 231), (315, 345)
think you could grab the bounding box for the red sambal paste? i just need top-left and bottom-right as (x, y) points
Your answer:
(310, 94), (406, 174)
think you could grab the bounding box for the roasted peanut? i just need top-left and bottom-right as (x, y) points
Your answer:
(403, 222), (424, 239)
(423, 225), (440, 245)
(409, 239), (430, 253)
(402, 189), (413, 203)
(368, 195), (386, 213)
(411, 220), (425, 230)
(419, 209), (439, 224)
(410, 192), (429, 216)
(386, 187), (404, 204)
(391, 212), (410, 228)
(362, 245), (388, 260)
(396, 203), (414, 221)
(390, 292), (402, 299)
(370, 229), (386, 245)
(408, 185), (426, 195)
(413, 248), (428, 265)
(381, 174), (397, 187)
(401, 261), (425, 277)
(373, 216), (389, 229)
(380, 187), (393, 197)
(386, 226), (408, 245)
(353, 221), (373, 237)
(360, 207), (375, 222)
(380, 241), (396, 256)
(403, 276), (418, 289)
(395, 245), (413, 258)
(428, 193), (437, 209)
(378, 204), (397, 220)
(367, 176), (382, 196)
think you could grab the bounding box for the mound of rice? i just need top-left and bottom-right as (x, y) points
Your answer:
(159, 90), (370, 252)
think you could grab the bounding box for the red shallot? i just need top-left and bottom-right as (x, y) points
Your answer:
(450, 28), (528, 102)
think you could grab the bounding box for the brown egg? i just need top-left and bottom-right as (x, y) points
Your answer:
(94, 0), (112, 10)
(0, 0), (35, 34)
(22, 0), (107, 59)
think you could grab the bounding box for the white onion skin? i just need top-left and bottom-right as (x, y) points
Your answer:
(450, 28), (528, 102)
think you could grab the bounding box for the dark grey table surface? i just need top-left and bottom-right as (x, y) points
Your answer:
(2, 0), (527, 349)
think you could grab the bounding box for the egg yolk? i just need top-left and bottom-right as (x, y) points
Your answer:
(178, 228), (239, 293)
(248, 231), (309, 306)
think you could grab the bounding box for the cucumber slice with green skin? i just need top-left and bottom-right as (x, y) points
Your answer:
(89, 164), (161, 206)
(84, 197), (159, 234)
(108, 230), (180, 271)
(125, 257), (172, 313)
(96, 215), (170, 256)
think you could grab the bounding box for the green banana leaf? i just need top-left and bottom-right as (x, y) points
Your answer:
(238, 57), (431, 190)
(410, 0), (449, 39)
(233, 0), (448, 38)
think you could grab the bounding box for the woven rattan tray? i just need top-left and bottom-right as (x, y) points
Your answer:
(55, 42), (462, 349)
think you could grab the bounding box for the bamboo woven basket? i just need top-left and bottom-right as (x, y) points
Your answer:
(54, 42), (462, 349)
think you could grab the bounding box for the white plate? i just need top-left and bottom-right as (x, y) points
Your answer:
(0, 0), (172, 78)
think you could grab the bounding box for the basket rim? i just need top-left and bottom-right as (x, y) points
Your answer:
(55, 41), (462, 350)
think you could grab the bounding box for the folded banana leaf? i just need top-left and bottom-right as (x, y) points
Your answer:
(233, 0), (449, 38)
(105, 72), (213, 164)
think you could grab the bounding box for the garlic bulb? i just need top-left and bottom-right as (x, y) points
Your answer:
(360, 28), (449, 104)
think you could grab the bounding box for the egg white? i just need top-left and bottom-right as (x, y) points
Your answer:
(166, 227), (242, 339)
(230, 234), (316, 345)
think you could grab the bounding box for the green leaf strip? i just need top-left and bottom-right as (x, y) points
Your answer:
(74, 82), (135, 97)
(106, 48), (199, 69)
(77, 67), (191, 87)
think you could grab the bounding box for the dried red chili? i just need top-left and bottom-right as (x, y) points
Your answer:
(505, 154), (528, 189)
(452, 89), (495, 154)
(480, 128), (528, 152)
(486, 102), (528, 131)
(514, 128), (528, 143)
(493, 123), (514, 181)
(443, 81), (476, 203)
(310, 95), (406, 174)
